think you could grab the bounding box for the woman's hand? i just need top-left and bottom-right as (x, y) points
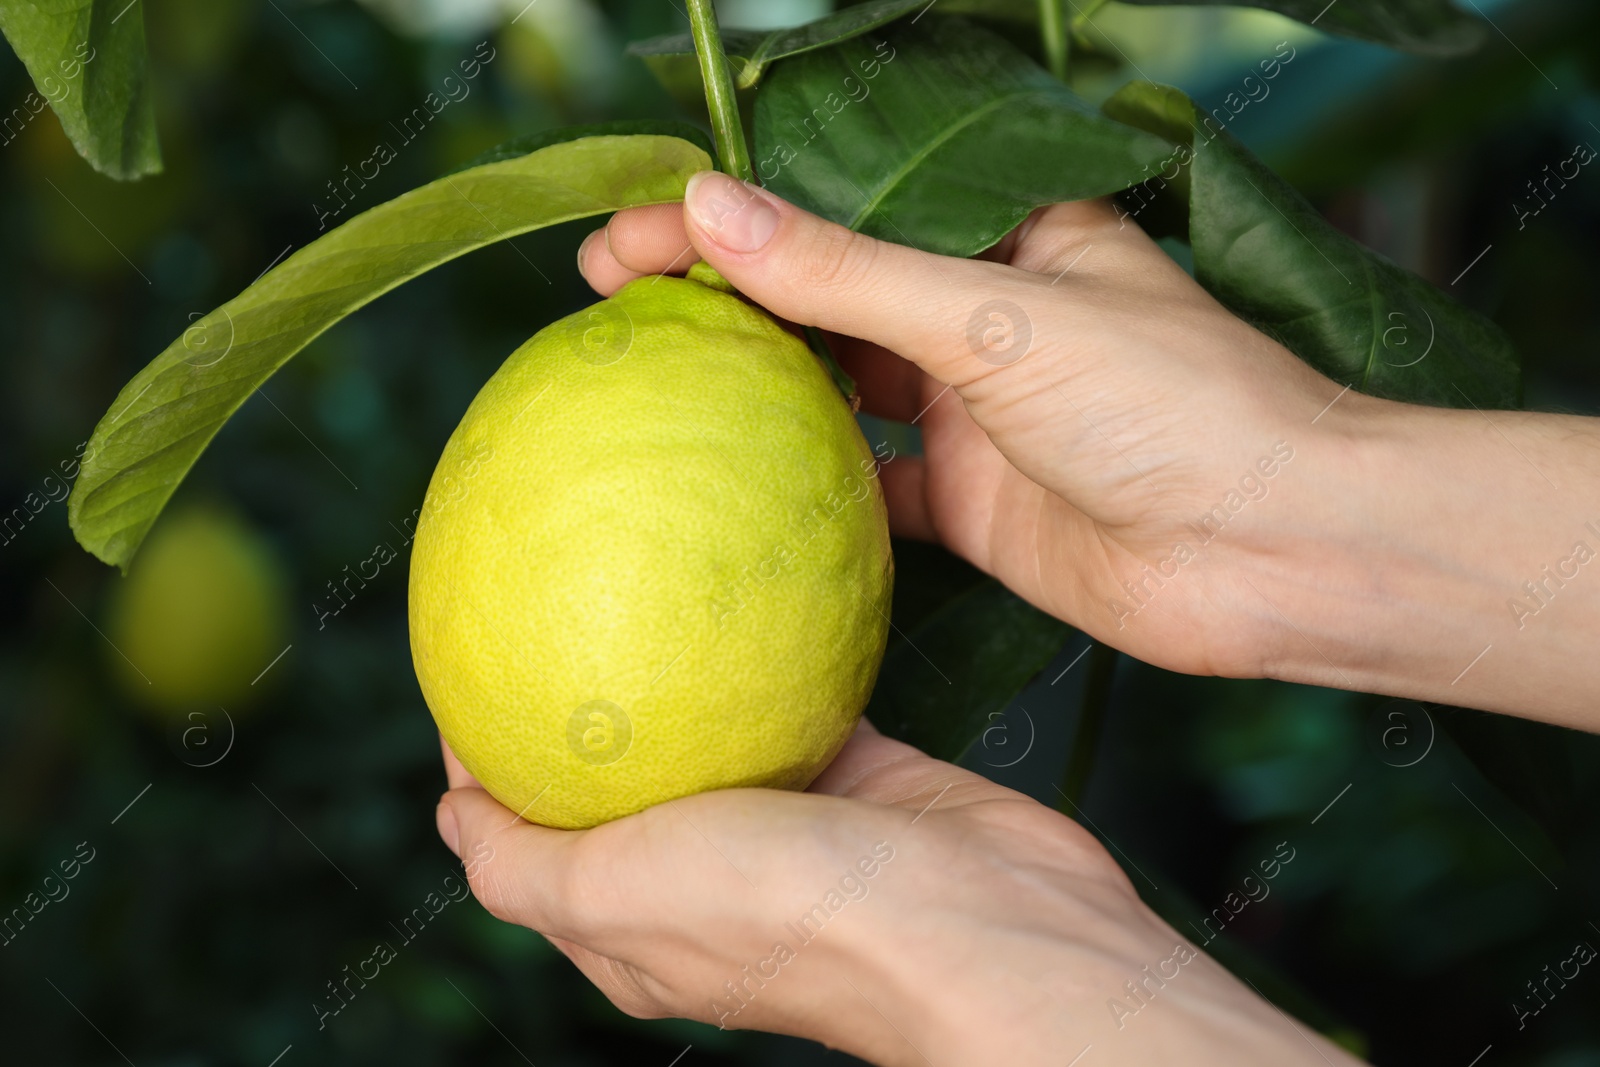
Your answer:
(580, 173), (1600, 729)
(437, 726), (1358, 1066)
(581, 174), (1337, 683)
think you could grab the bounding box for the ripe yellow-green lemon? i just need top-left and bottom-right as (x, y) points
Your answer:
(104, 504), (291, 715)
(409, 267), (893, 829)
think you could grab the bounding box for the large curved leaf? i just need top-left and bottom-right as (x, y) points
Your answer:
(1104, 81), (1519, 408)
(1117, 0), (1484, 57)
(449, 120), (714, 175)
(69, 134), (713, 571)
(754, 17), (1174, 257)
(0, 0), (161, 179)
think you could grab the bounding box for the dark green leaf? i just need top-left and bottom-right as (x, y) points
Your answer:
(1438, 707), (1581, 850)
(628, 28), (765, 110)
(730, 0), (932, 88)
(882, 539), (987, 643)
(1104, 81), (1520, 408)
(754, 18), (1175, 257)
(869, 579), (1073, 762)
(625, 27), (766, 60)
(1117, 0), (1484, 56)
(0, 0), (161, 179)
(69, 134), (713, 571)
(627, 0), (931, 89)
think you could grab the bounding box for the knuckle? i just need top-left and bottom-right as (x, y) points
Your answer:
(802, 225), (878, 294)
(600, 965), (672, 1020)
(462, 842), (522, 925)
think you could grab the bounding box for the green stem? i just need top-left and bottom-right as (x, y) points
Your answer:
(1057, 643), (1119, 812)
(1039, 0), (1068, 81)
(687, 0), (755, 184)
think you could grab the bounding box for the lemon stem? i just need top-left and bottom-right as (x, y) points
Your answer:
(687, 0), (755, 184)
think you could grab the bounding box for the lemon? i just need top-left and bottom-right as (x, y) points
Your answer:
(408, 267), (893, 829)
(105, 504), (291, 715)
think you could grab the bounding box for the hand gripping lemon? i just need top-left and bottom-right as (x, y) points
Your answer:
(408, 265), (893, 829)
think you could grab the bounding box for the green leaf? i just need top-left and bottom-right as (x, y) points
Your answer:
(754, 17), (1175, 257)
(0, 0), (161, 179)
(1116, 0), (1485, 56)
(449, 119), (714, 174)
(881, 539), (988, 641)
(868, 579), (1073, 762)
(626, 27), (766, 61)
(1438, 707), (1581, 851)
(68, 133), (713, 571)
(627, 0), (931, 90)
(627, 29), (763, 116)
(1104, 81), (1520, 408)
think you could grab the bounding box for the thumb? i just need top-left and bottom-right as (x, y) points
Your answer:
(437, 785), (586, 937)
(682, 170), (1042, 386)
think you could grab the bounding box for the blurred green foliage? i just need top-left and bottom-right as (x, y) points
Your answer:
(2, 1), (1598, 1064)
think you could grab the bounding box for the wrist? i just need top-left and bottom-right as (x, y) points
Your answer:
(863, 883), (1355, 1066)
(1242, 390), (1599, 723)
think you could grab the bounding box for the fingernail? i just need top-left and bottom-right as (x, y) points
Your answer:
(687, 171), (779, 253)
(576, 228), (602, 273)
(436, 800), (461, 858)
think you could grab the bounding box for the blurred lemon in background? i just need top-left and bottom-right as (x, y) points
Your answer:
(104, 504), (291, 715)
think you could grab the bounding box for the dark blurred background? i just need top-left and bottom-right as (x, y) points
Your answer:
(2, 0), (1598, 1063)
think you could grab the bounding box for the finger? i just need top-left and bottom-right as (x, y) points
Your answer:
(438, 785), (586, 938)
(1007, 198), (1180, 286)
(681, 171), (1045, 388)
(807, 718), (929, 797)
(603, 202), (698, 276)
(810, 720), (997, 817)
(439, 734), (482, 791)
(577, 228), (644, 297)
